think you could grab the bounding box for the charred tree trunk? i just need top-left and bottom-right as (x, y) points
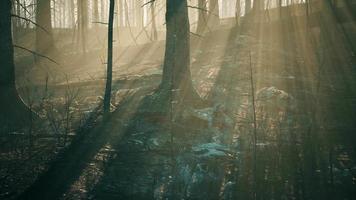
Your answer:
(160, 0), (200, 106)
(0, 0), (33, 130)
(103, 0), (115, 114)
(36, 0), (54, 56)
(196, 0), (208, 34)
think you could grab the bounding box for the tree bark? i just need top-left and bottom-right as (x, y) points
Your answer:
(160, 0), (199, 104)
(0, 0), (33, 130)
(103, 0), (115, 114)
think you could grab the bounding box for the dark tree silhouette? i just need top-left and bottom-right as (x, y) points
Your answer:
(103, 0), (115, 114)
(0, 0), (33, 129)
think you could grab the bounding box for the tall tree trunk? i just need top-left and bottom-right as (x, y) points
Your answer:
(235, 0), (241, 25)
(0, 0), (32, 129)
(208, 0), (220, 28)
(161, 0), (199, 104)
(119, 0), (124, 26)
(36, 0), (54, 56)
(80, 0), (88, 53)
(104, 0), (115, 114)
(151, 1), (158, 41)
(196, 0), (207, 34)
(135, 0), (143, 28)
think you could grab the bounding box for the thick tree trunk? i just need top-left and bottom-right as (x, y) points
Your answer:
(0, 0), (32, 130)
(196, 0), (208, 34)
(103, 0), (115, 114)
(160, 0), (199, 104)
(36, 0), (54, 56)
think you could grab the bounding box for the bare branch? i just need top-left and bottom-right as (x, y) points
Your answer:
(92, 21), (109, 25)
(11, 14), (49, 34)
(13, 45), (59, 65)
(187, 5), (219, 17)
(190, 31), (203, 38)
(15, 0), (31, 15)
(142, 0), (156, 7)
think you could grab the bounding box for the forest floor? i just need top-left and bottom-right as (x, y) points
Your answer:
(2, 19), (356, 199)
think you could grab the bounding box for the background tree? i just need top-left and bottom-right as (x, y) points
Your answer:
(196, 0), (208, 34)
(151, 1), (158, 41)
(208, 0), (220, 28)
(36, 0), (55, 56)
(245, 0), (252, 15)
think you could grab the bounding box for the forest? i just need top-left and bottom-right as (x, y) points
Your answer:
(0, 0), (356, 199)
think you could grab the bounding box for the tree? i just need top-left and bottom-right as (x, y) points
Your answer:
(0, 0), (33, 129)
(208, 0), (220, 28)
(245, 0), (251, 15)
(103, 0), (115, 114)
(135, 0), (143, 29)
(196, 0), (208, 34)
(77, 0), (88, 54)
(160, 0), (200, 105)
(253, 0), (263, 12)
(36, 0), (55, 56)
(151, 1), (158, 41)
(235, 0), (241, 26)
(93, 0), (99, 28)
